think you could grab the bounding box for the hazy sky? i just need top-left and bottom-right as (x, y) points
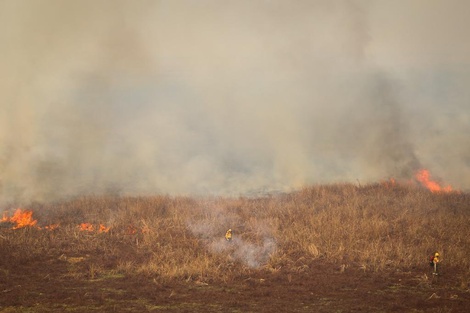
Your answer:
(1, 0), (469, 202)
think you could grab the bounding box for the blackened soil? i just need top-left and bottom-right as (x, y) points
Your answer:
(1, 256), (469, 312)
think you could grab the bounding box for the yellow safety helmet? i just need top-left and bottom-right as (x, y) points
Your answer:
(435, 252), (440, 257)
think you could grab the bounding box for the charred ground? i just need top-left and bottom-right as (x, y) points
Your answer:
(1, 183), (470, 312)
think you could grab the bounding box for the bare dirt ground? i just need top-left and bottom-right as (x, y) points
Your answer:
(1, 255), (469, 312)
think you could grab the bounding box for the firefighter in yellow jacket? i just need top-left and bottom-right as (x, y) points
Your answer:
(225, 229), (232, 241)
(430, 252), (440, 275)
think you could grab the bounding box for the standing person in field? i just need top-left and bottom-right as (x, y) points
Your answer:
(430, 252), (440, 275)
(225, 228), (232, 241)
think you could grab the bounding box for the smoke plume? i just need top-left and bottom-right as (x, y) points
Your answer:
(1, 0), (470, 203)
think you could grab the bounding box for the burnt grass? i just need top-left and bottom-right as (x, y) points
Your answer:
(1, 183), (470, 312)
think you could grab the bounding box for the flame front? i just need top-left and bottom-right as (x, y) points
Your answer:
(415, 169), (452, 193)
(1, 210), (111, 232)
(0, 209), (38, 229)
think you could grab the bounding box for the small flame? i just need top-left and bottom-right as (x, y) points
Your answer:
(44, 223), (60, 231)
(79, 223), (94, 232)
(0, 209), (38, 229)
(125, 225), (148, 234)
(415, 169), (452, 193)
(382, 178), (396, 188)
(99, 224), (110, 233)
(78, 223), (110, 233)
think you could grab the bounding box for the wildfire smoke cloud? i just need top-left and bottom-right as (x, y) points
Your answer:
(1, 1), (470, 203)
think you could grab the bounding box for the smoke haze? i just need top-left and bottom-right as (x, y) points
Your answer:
(1, 0), (470, 203)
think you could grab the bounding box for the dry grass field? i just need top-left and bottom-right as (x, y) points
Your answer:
(1, 182), (470, 312)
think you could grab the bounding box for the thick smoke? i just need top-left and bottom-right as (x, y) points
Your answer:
(1, 0), (470, 203)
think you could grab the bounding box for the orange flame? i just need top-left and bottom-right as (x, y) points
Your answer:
(1, 209), (112, 232)
(125, 225), (148, 234)
(415, 169), (452, 193)
(78, 223), (110, 233)
(79, 223), (94, 232)
(1, 209), (38, 229)
(44, 223), (60, 231)
(99, 224), (110, 233)
(382, 178), (396, 188)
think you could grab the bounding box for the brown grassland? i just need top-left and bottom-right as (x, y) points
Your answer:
(1, 183), (470, 312)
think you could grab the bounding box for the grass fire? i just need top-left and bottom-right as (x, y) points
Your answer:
(1, 209), (37, 229)
(1, 182), (469, 312)
(415, 169), (454, 193)
(2, 1), (470, 312)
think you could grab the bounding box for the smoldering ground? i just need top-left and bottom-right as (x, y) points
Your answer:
(187, 202), (277, 268)
(1, 0), (470, 203)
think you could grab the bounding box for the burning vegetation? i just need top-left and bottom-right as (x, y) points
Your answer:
(1, 180), (468, 272)
(382, 168), (457, 194)
(415, 169), (453, 193)
(0, 171), (466, 284)
(1, 209), (37, 229)
(0, 182), (469, 312)
(78, 223), (110, 233)
(1, 209), (110, 232)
